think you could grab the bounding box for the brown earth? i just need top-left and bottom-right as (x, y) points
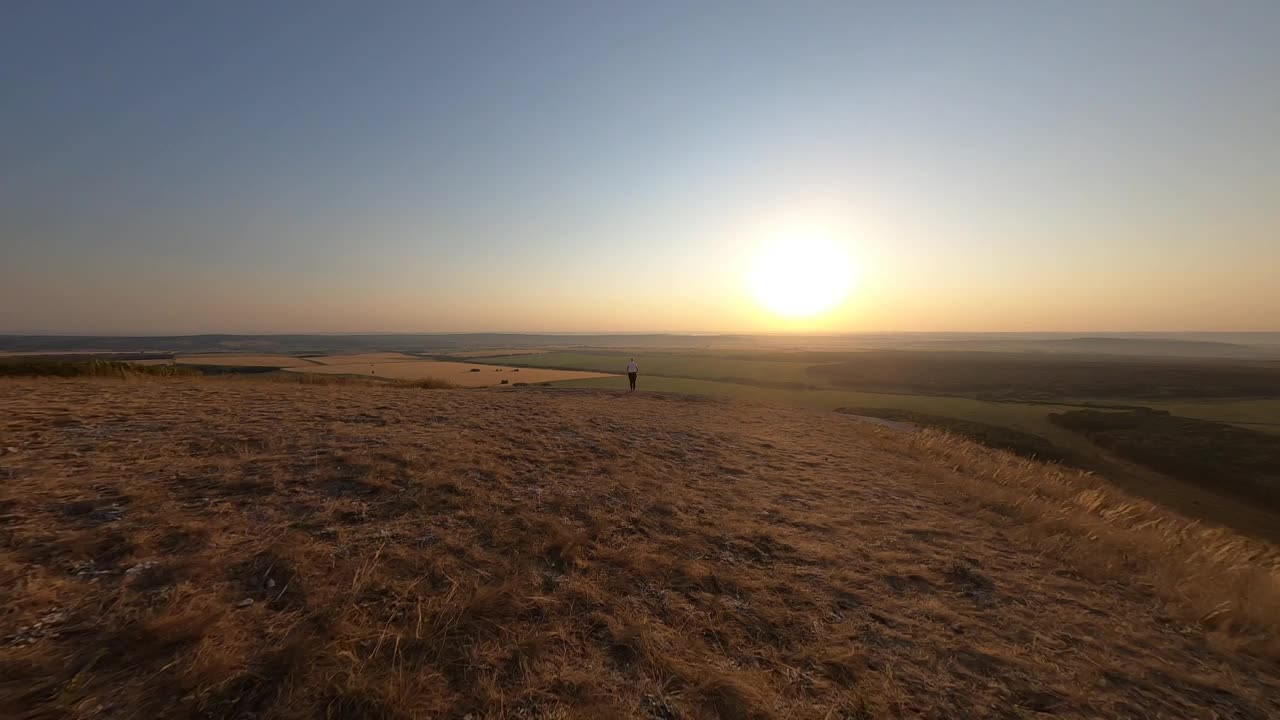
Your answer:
(1, 378), (1278, 719)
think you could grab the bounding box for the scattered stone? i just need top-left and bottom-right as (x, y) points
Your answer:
(74, 561), (116, 578)
(89, 505), (125, 523)
(266, 578), (276, 589)
(236, 598), (255, 608)
(4, 609), (66, 646)
(125, 561), (158, 575)
(4, 447), (18, 454)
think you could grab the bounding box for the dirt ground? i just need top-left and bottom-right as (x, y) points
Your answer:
(1, 378), (1277, 719)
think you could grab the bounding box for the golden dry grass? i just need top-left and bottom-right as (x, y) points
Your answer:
(306, 353), (426, 365)
(1, 377), (1278, 719)
(282, 360), (612, 387)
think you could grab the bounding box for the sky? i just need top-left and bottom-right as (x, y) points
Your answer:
(3, 1), (1278, 334)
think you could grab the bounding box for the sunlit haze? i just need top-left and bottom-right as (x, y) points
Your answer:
(3, 1), (1277, 334)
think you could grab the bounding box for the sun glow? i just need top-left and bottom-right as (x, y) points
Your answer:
(749, 234), (853, 318)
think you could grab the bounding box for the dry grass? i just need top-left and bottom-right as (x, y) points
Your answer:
(890, 429), (1280, 654)
(134, 354), (313, 367)
(1, 377), (1278, 719)
(282, 360), (612, 387)
(306, 353), (426, 365)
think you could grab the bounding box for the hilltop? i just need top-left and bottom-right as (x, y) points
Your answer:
(2, 378), (1278, 719)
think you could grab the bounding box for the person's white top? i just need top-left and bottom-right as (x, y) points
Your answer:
(626, 361), (638, 373)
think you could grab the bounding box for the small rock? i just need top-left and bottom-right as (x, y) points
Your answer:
(4, 447), (18, 454)
(266, 579), (276, 589)
(90, 506), (125, 523)
(236, 598), (255, 608)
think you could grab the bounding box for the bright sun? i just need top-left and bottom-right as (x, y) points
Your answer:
(749, 235), (853, 318)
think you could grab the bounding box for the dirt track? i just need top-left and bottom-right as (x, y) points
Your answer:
(1, 378), (1277, 719)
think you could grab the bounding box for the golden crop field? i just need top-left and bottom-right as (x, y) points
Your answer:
(304, 352), (423, 365)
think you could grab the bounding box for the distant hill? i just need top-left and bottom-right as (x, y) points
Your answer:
(5, 331), (1279, 358)
(913, 335), (1280, 358)
(0, 333), (663, 355)
(806, 350), (1280, 400)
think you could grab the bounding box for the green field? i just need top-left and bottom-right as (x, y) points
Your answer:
(1137, 398), (1280, 434)
(478, 350), (1280, 434)
(468, 351), (829, 387)
(554, 373), (1091, 443)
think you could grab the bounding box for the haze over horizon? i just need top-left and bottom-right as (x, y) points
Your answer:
(4, 1), (1278, 335)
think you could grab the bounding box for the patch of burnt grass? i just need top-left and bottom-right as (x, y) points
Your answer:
(0, 655), (70, 713)
(230, 551), (307, 611)
(104, 608), (221, 665)
(817, 649), (868, 687)
(603, 621), (651, 668)
(541, 520), (589, 571)
(128, 558), (203, 593)
(59, 500), (98, 518)
(155, 525), (210, 554)
(201, 639), (316, 718)
(58, 527), (136, 567)
(219, 477), (277, 496)
(322, 682), (410, 720)
(696, 673), (771, 720)
(321, 452), (407, 496)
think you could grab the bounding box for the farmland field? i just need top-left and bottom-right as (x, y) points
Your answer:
(445, 348), (554, 358)
(478, 352), (1280, 435)
(483, 348), (1280, 539)
(282, 360), (610, 386)
(1137, 397), (1280, 434)
(134, 354), (313, 367)
(303, 352), (423, 364)
(468, 351), (832, 387)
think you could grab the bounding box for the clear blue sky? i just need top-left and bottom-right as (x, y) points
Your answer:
(3, 1), (1278, 333)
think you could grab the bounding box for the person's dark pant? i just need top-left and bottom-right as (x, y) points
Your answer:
(628, 372), (637, 391)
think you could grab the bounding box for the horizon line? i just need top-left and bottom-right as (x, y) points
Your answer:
(4, 330), (1279, 338)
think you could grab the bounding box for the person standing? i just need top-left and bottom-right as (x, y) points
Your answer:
(626, 357), (639, 392)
